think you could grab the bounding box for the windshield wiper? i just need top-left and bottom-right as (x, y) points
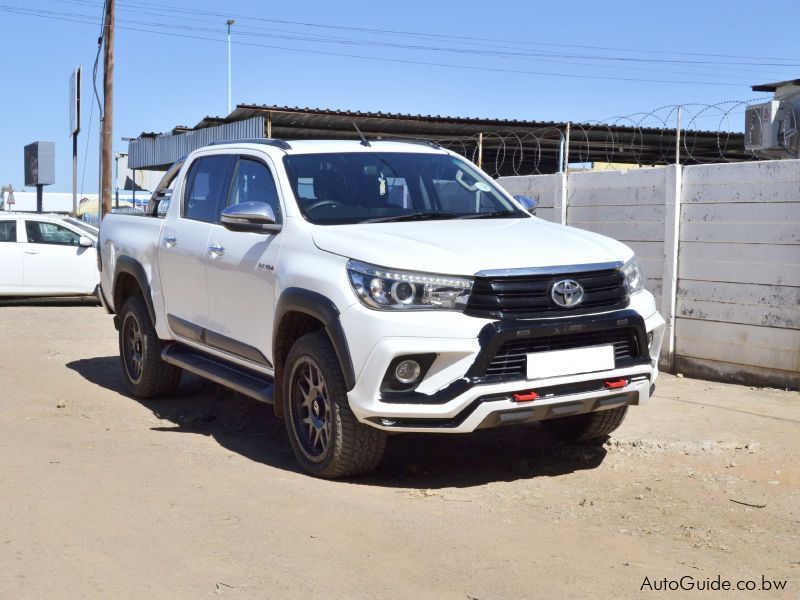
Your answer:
(365, 212), (461, 223)
(458, 210), (519, 219)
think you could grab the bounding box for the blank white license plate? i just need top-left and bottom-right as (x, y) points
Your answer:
(526, 345), (615, 380)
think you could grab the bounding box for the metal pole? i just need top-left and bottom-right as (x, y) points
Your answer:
(675, 106), (682, 166)
(36, 184), (43, 214)
(562, 121), (571, 226)
(267, 112), (272, 138)
(114, 152), (119, 209)
(72, 133), (78, 216)
(477, 132), (484, 170)
(227, 19), (235, 114)
(100, 0), (114, 219)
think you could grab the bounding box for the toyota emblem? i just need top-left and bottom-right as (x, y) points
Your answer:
(551, 279), (585, 307)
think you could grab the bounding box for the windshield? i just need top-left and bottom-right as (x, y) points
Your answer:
(64, 217), (98, 236)
(283, 152), (526, 225)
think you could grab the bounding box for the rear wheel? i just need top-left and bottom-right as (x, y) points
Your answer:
(283, 332), (386, 478)
(542, 406), (628, 443)
(118, 295), (182, 398)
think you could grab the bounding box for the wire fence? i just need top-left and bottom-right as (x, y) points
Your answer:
(428, 99), (762, 177)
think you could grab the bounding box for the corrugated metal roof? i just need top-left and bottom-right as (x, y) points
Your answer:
(751, 79), (800, 92)
(127, 103), (749, 173)
(129, 116), (265, 170)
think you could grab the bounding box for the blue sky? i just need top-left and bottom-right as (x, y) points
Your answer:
(2, 0), (798, 192)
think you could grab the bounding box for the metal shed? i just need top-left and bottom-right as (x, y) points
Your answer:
(127, 104), (750, 176)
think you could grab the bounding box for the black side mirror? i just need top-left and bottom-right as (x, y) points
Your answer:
(221, 201), (281, 233)
(513, 195), (538, 215)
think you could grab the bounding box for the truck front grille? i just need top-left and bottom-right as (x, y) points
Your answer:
(466, 268), (628, 319)
(484, 328), (641, 378)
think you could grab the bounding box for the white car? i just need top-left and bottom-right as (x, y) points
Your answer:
(0, 214), (99, 297)
(99, 139), (665, 478)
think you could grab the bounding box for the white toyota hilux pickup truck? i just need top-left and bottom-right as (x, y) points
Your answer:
(98, 138), (665, 478)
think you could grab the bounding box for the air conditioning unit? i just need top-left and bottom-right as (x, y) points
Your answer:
(747, 80), (800, 158)
(744, 100), (781, 151)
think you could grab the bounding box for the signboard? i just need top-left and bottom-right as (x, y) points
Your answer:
(70, 66), (81, 136)
(24, 142), (56, 187)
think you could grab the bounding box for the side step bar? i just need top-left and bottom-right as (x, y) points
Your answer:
(162, 343), (274, 404)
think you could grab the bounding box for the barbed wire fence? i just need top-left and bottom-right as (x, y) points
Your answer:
(429, 98), (764, 178)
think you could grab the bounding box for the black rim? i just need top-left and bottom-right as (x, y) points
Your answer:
(122, 312), (144, 384)
(290, 357), (332, 461)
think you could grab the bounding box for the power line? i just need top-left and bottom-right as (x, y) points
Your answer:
(10, 0), (800, 79)
(49, 0), (800, 65)
(0, 4), (771, 88)
(37, 0), (800, 73)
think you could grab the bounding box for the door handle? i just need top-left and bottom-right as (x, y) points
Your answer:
(24, 249), (40, 255)
(164, 235), (177, 248)
(207, 243), (225, 257)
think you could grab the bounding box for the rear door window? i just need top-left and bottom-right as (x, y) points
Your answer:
(183, 155), (234, 223)
(0, 220), (16, 242)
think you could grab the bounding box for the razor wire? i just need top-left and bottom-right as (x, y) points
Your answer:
(428, 98), (762, 177)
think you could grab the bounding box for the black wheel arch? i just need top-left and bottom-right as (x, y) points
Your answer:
(112, 256), (157, 329)
(273, 288), (356, 417)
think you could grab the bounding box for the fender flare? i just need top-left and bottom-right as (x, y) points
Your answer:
(112, 256), (157, 326)
(274, 288), (355, 390)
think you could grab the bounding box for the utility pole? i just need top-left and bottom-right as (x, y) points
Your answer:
(227, 19), (235, 114)
(101, 0), (115, 219)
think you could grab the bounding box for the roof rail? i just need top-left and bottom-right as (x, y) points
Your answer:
(372, 137), (440, 149)
(208, 138), (292, 150)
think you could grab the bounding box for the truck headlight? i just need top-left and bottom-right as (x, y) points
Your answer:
(621, 256), (645, 294)
(347, 260), (473, 310)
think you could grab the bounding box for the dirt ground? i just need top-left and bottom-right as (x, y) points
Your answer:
(0, 302), (797, 599)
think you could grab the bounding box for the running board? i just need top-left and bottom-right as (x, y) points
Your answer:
(161, 344), (274, 404)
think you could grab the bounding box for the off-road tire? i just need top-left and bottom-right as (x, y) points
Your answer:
(542, 406), (628, 443)
(118, 295), (182, 399)
(283, 332), (387, 478)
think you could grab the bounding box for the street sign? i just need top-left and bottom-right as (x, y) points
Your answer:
(70, 67), (81, 136)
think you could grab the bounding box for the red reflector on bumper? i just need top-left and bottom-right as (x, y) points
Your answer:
(604, 378), (628, 389)
(513, 391), (539, 402)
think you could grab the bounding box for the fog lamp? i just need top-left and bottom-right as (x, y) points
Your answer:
(395, 360), (422, 385)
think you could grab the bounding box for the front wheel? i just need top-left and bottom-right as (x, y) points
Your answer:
(118, 295), (182, 399)
(541, 406), (628, 443)
(283, 332), (386, 478)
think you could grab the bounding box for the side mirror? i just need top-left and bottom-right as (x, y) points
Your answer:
(513, 195), (538, 215)
(78, 236), (94, 248)
(221, 201), (281, 233)
(148, 189), (172, 216)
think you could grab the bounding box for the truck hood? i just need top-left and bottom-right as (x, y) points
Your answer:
(311, 218), (633, 275)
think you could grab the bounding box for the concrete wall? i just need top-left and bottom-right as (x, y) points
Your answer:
(674, 161), (799, 388)
(498, 159), (799, 389)
(566, 167), (667, 313)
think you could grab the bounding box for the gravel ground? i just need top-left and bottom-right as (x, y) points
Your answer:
(0, 302), (797, 599)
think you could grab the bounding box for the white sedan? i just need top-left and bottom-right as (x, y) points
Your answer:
(0, 214), (100, 297)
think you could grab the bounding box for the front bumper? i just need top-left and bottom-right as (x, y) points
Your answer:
(344, 291), (665, 434)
